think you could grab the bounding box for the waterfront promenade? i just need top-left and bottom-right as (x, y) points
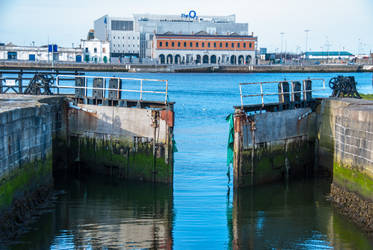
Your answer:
(1, 60), (373, 73)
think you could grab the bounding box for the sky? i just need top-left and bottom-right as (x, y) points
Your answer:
(1, 0), (373, 54)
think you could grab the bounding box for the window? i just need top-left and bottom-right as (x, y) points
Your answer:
(249, 42), (252, 48)
(113, 36), (115, 39)
(202, 42), (205, 47)
(160, 42), (163, 47)
(103, 48), (106, 53)
(208, 42), (210, 48)
(85, 48), (88, 53)
(166, 42), (169, 46)
(184, 42), (186, 47)
(243, 43), (246, 48)
(232, 43), (234, 48)
(238, 43), (240, 48)
(178, 42), (180, 47)
(214, 42), (216, 48)
(226, 42), (228, 47)
(196, 42), (199, 47)
(190, 42), (193, 47)
(172, 42), (174, 47)
(220, 42), (222, 48)
(111, 20), (134, 31)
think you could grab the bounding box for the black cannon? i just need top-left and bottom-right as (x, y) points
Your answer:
(329, 75), (361, 99)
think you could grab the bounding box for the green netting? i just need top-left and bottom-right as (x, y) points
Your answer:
(226, 113), (234, 166)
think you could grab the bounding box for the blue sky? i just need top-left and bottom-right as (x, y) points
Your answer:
(1, 0), (372, 54)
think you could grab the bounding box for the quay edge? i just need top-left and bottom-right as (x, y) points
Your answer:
(232, 98), (373, 237)
(0, 94), (175, 239)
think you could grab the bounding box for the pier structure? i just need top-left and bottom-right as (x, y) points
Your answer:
(0, 71), (175, 238)
(231, 79), (373, 235)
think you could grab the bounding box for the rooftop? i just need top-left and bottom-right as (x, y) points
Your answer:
(305, 51), (354, 57)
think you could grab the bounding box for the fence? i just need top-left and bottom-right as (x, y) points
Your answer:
(239, 78), (326, 109)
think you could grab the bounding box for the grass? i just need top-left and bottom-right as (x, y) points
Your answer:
(360, 94), (373, 100)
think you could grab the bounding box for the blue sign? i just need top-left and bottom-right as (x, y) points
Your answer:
(181, 10), (198, 19)
(48, 44), (58, 52)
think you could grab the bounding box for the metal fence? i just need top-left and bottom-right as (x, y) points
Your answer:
(56, 75), (169, 103)
(239, 78), (326, 108)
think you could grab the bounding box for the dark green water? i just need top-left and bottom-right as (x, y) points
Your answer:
(3, 73), (373, 249)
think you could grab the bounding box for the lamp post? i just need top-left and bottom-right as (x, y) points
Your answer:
(280, 32), (285, 63)
(304, 29), (311, 53)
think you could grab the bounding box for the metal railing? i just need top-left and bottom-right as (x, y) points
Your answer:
(55, 75), (169, 103)
(239, 78), (326, 109)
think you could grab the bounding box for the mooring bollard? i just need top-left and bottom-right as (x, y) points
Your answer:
(278, 81), (290, 104)
(108, 78), (122, 100)
(292, 81), (301, 103)
(304, 79), (312, 101)
(75, 77), (85, 98)
(93, 77), (104, 99)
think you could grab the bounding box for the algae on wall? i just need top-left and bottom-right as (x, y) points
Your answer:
(0, 153), (53, 211)
(66, 104), (175, 184)
(69, 136), (173, 183)
(234, 107), (317, 187)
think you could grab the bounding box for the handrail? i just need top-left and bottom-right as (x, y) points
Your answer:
(239, 78), (326, 109)
(55, 75), (168, 104)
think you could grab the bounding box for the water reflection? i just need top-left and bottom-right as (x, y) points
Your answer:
(7, 175), (173, 249)
(230, 178), (373, 249)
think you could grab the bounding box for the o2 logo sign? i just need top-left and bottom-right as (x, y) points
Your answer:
(181, 10), (198, 20)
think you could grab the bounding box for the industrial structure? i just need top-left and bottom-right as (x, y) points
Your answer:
(94, 12), (255, 64)
(0, 43), (83, 62)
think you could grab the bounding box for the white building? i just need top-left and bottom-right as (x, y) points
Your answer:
(94, 16), (140, 63)
(0, 43), (83, 62)
(94, 12), (250, 62)
(80, 39), (110, 63)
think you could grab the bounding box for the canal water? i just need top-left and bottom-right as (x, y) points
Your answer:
(4, 73), (373, 249)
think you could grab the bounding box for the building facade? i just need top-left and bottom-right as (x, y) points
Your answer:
(94, 16), (140, 63)
(0, 44), (83, 62)
(152, 33), (257, 64)
(303, 51), (354, 61)
(94, 12), (252, 63)
(80, 39), (110, 63)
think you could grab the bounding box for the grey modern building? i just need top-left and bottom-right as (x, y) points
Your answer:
(94, 12), (250, 62)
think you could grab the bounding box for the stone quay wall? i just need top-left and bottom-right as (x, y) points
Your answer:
(0, 95), (65, 238)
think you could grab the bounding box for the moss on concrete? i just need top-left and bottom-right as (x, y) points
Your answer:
(0, 153), (52, 210)
(239, 139), (314, 186)
(360, 94), (373, 101)
(333, 162), (373, 202)
(70, 136), (172, 183)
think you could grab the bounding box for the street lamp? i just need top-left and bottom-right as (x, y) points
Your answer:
(304, 29), (311, 53)
(280, 32), (285, 63)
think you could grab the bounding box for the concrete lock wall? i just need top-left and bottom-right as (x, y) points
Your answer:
(233, 107), (317, 187)
(67, 104), (174, 183)
(233, 98), (373, 233)
(318, 98), (373, 233)
(0, 95), (66, 238)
